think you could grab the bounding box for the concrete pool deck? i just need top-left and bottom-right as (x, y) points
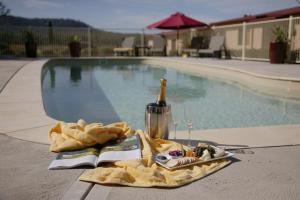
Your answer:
(159, 57), (300, 81)
(0, 58), (300, 200)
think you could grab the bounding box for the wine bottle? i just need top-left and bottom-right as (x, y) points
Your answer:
(156, 78), (167, 106)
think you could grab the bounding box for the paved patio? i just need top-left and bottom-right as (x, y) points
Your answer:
(0, 60), (83, 200)
(0, 134), (83, 200)
(0, 58), (299, 200)
(0, 60), (30, 92)
(73, 145), (300, 200)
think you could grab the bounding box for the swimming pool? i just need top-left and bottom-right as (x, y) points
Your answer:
(42, 59), (300, 130)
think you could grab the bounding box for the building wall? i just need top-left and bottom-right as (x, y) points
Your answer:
(212, 17), (299, 61)
(146, 16), (299, 62)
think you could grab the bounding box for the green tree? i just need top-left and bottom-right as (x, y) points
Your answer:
(0, 1), (10, 16)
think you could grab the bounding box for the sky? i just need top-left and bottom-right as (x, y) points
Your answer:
(2, 0), (299, 31)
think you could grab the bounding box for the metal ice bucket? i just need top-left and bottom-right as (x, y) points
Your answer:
(145, 103), (171, 139)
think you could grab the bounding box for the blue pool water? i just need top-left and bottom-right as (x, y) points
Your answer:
(42, 59), (300, 130)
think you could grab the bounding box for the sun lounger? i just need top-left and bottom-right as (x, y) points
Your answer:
(182, 37), (203, 57)
(149, 35), (166, 56)
(114, 37), (135, 56)
(198, 36), (225, 58)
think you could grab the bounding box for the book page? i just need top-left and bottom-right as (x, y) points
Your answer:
(48, 148), (100, 170)
(96, 135), (141, 165)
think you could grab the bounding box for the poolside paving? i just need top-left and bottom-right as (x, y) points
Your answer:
(84, 145), (300, 200)
(0, 60), (83, 200)
(0, 60), (30, 92)
(0, 134), (84, 200)
(0, 58), (300, 200)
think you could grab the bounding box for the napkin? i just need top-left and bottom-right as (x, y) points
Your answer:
(49, 119), (133, 152)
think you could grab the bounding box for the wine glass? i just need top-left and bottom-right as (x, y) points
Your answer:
(171, 104), (180, 140)
(183, 105), (194, 147)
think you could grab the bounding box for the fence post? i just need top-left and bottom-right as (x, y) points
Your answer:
(288, 15), (293, 40)
(242, 22), (246, 61)
(287, 15), (293, 62)
(88, 27), (91, 57)
(141, 28), (145, 56)
(190, 28), (196, 39)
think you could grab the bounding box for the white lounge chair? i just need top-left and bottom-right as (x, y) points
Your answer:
(114, 37), (135, 56)
(149, 35), (166, 56)
(182, 37), (204, 57)
(198, 36), (224, 58)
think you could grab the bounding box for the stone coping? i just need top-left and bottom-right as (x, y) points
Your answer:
(0, 58), (299, 147)
(153, 57), (300, 82)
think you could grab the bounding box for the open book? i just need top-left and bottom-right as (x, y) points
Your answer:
(48, 135), (141, 170)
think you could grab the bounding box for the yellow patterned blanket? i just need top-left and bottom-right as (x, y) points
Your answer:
(49, 120), (230, 187)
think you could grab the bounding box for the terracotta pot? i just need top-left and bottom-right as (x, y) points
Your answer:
(69, 42), (81, 57)
(269, 42), (286, 64)
(25, 42), (37, 58)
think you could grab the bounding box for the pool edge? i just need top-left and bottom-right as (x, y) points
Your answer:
(0, 57), (300, 147)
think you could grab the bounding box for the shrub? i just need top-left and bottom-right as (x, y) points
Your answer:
(272, 26), (287, 43)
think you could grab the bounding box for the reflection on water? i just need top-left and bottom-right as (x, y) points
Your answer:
(49, 67), (55, 89)
(115, 65), (136, 81)
(147, 73), (207, 104)
(152, 68), (166, 81)
(42, 62), (120, 124)
(70, 66), (82, 82)
(168, 85), (206, 103)
(42, 59), (300, 130)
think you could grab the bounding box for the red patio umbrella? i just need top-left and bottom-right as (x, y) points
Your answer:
(147, 12), (207, 55)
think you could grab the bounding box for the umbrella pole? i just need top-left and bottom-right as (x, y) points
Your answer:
(176, 29), (179, 56)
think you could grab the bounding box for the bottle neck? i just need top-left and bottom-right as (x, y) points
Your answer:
(157, 79), (167, 106)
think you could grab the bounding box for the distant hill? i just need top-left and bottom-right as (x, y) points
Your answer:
(0, 15), (90, 27)
(0, 15), (145, 57)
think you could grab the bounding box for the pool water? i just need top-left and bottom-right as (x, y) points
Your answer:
(42, 59), (300, 130)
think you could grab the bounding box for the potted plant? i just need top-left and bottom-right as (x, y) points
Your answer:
(269, 26), (287, 64)
(24, 30), (37, 58)
(68, 35), (81, 57)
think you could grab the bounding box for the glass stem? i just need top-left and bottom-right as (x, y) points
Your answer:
(174, 123), (177, 140)
(188, 123), (192, 147)
(188, 125), (192, 147)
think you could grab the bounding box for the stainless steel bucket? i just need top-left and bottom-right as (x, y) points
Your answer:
(145, 103), (171, 139)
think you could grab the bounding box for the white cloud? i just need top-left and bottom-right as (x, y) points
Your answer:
(94, 0), (298, 29)
(3, 0), (298, 30)
(183, 0), (298, 15)
(100, 0), (298, 27)
(99, 0), (170, 5)
(21, 0), (63, 9)
(100, 14), (151, 29)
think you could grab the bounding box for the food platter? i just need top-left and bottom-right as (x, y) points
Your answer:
(154, 146), (234, 170)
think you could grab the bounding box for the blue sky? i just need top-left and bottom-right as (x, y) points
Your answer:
(3, 0), (299, 29)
